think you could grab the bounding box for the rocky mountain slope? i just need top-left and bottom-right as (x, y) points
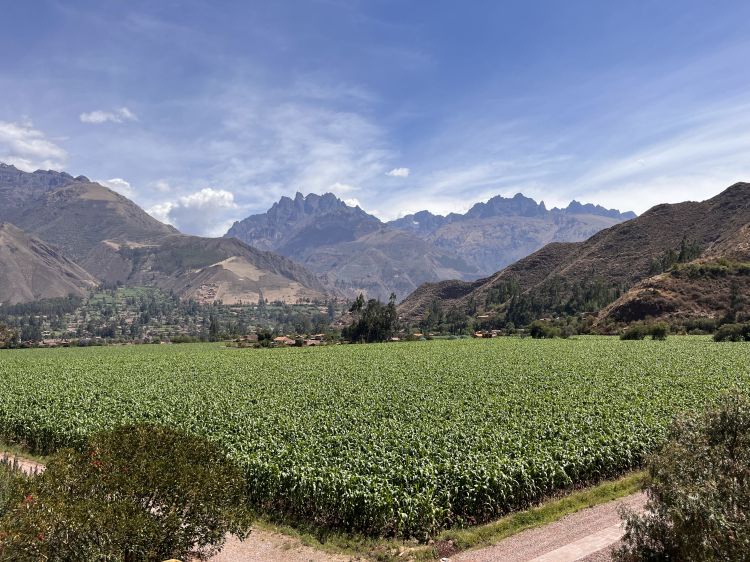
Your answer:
(0, 223), (97, 304)
(400, 183), (750, 327)
(226, 192), (480, 300)
(388, 193), (635, 276)
(85, 234), (330, 304)
(0, 164), (332, 304)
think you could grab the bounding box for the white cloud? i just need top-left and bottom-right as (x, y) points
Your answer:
(0, 120), (67, 171)
(386, 167), (410, 177)
(146, 202), (176, 226)
(149, 188), (239, 237)
(344, 198), (362, 208)
(80, 107), (139, 124)
(99, 177), (135, 198)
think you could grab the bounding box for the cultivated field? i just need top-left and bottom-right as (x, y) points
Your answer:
(0, 337), (746, 537)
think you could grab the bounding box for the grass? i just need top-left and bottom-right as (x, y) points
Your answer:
(249, 470), (647, 561)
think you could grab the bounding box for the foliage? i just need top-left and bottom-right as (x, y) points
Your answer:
(615, 391), (750, 562)
(0, 425), (251, 561)
(648, 237), (702, 275)
(504, 277), (621, 326)
(343, 294), (398, 343)
(672, 260), (750, 279)
(0, 338), (747, 537)
(420, 301), (470, 335)
(528, 321), (561, 339)
(0, 326), (17, 349)
(0, 287), (342, 344)
(713, 322), (750, 342)
(620, 323), (669, 341)
(0, 459), (28, 518)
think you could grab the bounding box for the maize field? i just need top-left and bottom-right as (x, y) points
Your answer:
(0, 337), (747, 537)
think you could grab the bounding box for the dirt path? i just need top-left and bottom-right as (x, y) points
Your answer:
(0, 453), (45, 476)
(210, 531), (356, 562)
(450, 492), (646, 562)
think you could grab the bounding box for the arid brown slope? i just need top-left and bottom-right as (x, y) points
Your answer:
(0, 164), (335, 304)
(400, 182), (750, 323)
(599, 262), (750, 326)
(82, 235), (331, 304)
(2, 180), (178, 263)
(0, 223), (96, 304)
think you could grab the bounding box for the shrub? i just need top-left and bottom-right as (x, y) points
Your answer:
(620, 323), (669, 341)
(620, 324), (647, 340)
(0, 459), (28, 519)
(528, 321), (561, 339)
(714, 322), (750, 342)
(615, 391), (750, 561)
(0, 425), (251, 561)
(649, 323), (669, 341)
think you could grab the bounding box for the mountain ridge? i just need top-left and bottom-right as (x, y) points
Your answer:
(226, 192), (481, 300)
(0, 164), (334, 305)
(399, 182), (750, 329)
(226, 191), (635, 299)
(387, 192), (635, 276)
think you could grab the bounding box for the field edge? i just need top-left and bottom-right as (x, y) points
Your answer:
(248, 470), (647, 561)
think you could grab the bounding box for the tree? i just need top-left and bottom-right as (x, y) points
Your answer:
(615, 391), (750, 561)
(343, 294), (398, 343)
(350, 293), (366, 313)
(0, 325), (17, 348)
(0, 425), (251, 561)
(420, 299), (444, 333)
(208, 314), (220, 341)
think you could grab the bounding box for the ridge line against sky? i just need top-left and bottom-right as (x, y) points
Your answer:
(2, 1), (750, 236)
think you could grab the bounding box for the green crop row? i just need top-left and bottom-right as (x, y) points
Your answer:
(0, 337), (746, 537)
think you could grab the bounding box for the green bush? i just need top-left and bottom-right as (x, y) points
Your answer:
(0, 425), (251, 561)
(649, 323), (669, 341)
(714, 322), (750, 342)
(620, 323), (669, 341)
(528, 321), (561, 339)
(620, 325), (647, 340)
(615, 391), (750, 561)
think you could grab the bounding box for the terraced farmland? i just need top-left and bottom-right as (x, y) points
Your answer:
(0, 337), (747, 537)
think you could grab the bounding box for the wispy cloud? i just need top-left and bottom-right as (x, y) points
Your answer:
(80, 107), (138, 124)
(0, 120), (67, 171)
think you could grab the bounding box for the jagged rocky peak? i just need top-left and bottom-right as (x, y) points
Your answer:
(465, 193), (548, 219)
(563, 199), (637, 219)
(0, 162), (88, 189)
(269, 191), (354, 218)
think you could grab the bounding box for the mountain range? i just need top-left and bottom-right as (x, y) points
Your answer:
(399, 182), (750, 329)
(0, 161), (638, 309)
(225, 192), (634, 300)
(0, 164), (329, 305)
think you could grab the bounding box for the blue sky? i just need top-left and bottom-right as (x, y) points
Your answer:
(2, 1), (750, 235)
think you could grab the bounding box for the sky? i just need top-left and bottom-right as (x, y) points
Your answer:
(2, 1), (750, 236)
